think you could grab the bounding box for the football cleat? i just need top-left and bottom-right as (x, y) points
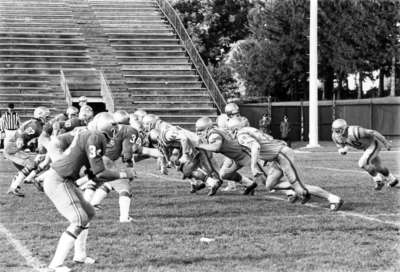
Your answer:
(32, 179), (44, 192)
(330, 199), (344, 211)
(388, 178), (399, 188)
(120, 216), (134, 223)
(243, 182), (258, 195)
(7, 187), (24, 197)
(287, 194), (298, 203)
(48, 265), (71, 272)
(190, 183), (206, 194)
(73, 256), (95, 264)
(300, 190), (311, 204)
(374, 180), (385, 191)
(208, 180), (222, 196)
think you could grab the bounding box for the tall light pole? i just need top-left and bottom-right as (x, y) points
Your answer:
(307, 0), (320, 148)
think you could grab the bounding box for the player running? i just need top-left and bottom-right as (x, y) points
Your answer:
(331, 119), (398, 190)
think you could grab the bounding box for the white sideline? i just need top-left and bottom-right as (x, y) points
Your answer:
(0, 222), (46, 272)
(141, 172), (400, 228)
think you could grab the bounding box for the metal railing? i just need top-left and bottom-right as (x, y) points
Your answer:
(99, 71), (115, 112)
(60, 69), (72, 107)
(156, 0), (226, 113)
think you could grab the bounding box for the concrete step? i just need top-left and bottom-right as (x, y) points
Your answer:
(121, 68), (196, 75)
(69, 90), (101, 97)
(127, 107), (216, 115)
(127, 87), (208, 95)
(126, 81), (202, 88)
(0, 93), (58, 100)
(109, 39), (180, 45)
(0, 37), (85, 42)
(90, 7), (157, 12)
(93, 11), (162, 16)
(0, 100), (59, 107)
(115, 50), (185, 57)
(117, 57), (189, 64)
(0, 43), (87, 49)
(0, 73), (58, 80)
(104, 29), (172, 35)
(130, 101), (214, 109)
(127, 94), (211, 102)
(0, 67), (96, 74)
(0, 86), (53, 94)
(0, 79), (50, 87)
(0, 14), (74, 19)
(0, 49), (89, 56)
(0, 31), (82, 37)
(111, 44), (183, 50)
(0, 61), (93, 68)
(0, 56), (91, 62)
(123, 75), (200, 81)
(1, 18), (76, 24)
(109, 33), (175, 40)
(1, 23), (78, 28)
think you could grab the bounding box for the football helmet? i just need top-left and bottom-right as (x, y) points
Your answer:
(224, 103), (240, 117)
(78, 105), (94, 122)
(142, 114), (158, 132)
(66, 106), (79, 118)
(216, 114), (229, 130)
(34, 106), (50, 122)
(114, 110), (130, 125)
(148, 128), (160, 145)
(195, 117), (213, 137)
(227, 116), (246, 137)
(130, 119), (144, 132)
(78, 96), (87, 103)
(90, 112), (117, 139)
(133, 109), (147, 122)
(332, 119), (348, 135)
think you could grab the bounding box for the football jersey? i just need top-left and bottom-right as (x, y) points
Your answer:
(237, 127), (284, 161)
(5, 118), (44, 154)
(206, 127), (248, 161)
(51, 130), (107, 179)
(105, 124), (139, 161)
(332, 125), (373, 150)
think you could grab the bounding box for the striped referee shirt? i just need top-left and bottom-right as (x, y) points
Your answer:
(0, 111), (20, 130)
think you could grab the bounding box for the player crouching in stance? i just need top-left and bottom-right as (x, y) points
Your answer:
(332, 119), (398, 190)
(41, 112), (136, 272)
(226, 117), (311, 204)
(5, 106), (50, 197)
(89, 110), (138, 223)
(228, 117), (343, 210)
(195, 117), (259, 195)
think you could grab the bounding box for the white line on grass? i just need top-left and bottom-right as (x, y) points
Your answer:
(303, 165), (400, 176)
(0, 222), (46, 272)
(140, 171), (400, 228)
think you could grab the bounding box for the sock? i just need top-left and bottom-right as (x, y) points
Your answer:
(90, 188), (108, 207)
(83, 189), (95, 202)
(372, 173), (384, 183)
(9, 172), (26, 190)
(49, 232), (76, 268)
(24, 170), (37, 183)
(119, 195), (131, 220)
(306, 185), (340, 203)
(73, 228), (88, 261)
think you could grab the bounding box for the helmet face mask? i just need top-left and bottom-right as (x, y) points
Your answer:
(142, 114), (157, 132)
(34, 107), (50, 122)
(332, 119), (348, 136)
(227, 117), (245, 138)
(225, 103), (240, 118)
(195, 117), (212, 138)
(79, 105), (94, 122)
(66, 106), (79, 119)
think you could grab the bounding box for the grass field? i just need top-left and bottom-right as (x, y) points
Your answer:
(0, 141), (399, 272)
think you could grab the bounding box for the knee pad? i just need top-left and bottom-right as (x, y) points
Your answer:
(119, 191), (132, 198)
(66, 224), (87, 238)
(379, 167), (389, 177)
(363, 164), (377, 176)
(21, 161), (37, 176)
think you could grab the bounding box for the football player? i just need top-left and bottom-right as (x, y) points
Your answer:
(89, 110), (139, 223)
(228, 117), (341, 210)
(195, 116), (258, 195)
(332, 119), (397, 190)
(41, 112), (136, 271)
(4, 106), (50, 197)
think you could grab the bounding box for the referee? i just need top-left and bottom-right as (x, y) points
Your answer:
(1, 103), (20, 147)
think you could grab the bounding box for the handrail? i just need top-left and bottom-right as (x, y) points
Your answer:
(60, 69), (72, 107)
(99, 71), (115, 112)
(155, 0), (226, 113)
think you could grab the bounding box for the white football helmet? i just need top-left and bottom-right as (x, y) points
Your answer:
(90, 112), (117, 139)
(133, 109), (147, 122)
(227, 116), (246, 137)
(114, 110), (130, 125)
(34, 106), (50, 122)
(216, 114), (229, 130)
(332, 119), (348, 135)
(224, 103), (240, 117)
(195, 117), (213, 137)
(130, 119), (143, 132)
(142, 114), (158, 132)
(148, 128), (160, 144)
(79, 105), (94, 122)
(66, 106), (79, 118)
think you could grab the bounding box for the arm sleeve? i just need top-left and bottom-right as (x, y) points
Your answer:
(86, 134), (106, 175)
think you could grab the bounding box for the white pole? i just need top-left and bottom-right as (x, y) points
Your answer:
(307, 0), (320, 148)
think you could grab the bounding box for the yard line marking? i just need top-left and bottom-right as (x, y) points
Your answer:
(0, 221), (47, 272)
(140, 171), (400, 228)
(264, 195), (400, 227)
(303, 166), (400, 175)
